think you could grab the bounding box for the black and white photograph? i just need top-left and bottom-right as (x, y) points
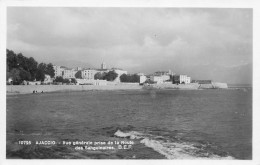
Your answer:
(1, 0), (259, 163)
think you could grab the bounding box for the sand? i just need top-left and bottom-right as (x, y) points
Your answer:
(6, 84), (142, 94)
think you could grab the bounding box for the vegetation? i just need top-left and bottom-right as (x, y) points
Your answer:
(54, 76), (63, 83)
(120, 74), (140, 83)
(53, 76), (77, 84)
(75, 71), (82, 79)
(94, 71), (118, 81)
(6, 49), (55, 84)
(94, 72), (105, 80)
(71, 78), (77, 84)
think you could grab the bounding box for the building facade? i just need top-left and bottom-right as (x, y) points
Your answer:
(173, 75), (191, 84)
(161, 75), (170, 81)
(154, 70), (173, 76)
(139, 75), (147, 84)
(53, 65), (62, 77)
(150, 76), (164, 84)
(81, 69), (98, 80)
(101, 62), (107, 70)
(43, 74), (53, 84)
(62, 69), (77, 79)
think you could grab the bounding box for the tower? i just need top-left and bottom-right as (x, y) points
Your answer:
(101, 62), (106, 69)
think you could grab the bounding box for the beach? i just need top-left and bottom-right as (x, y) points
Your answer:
(6, 84), (143, 94)
(6, 82), (230, 95)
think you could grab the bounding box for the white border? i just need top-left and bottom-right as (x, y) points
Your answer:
(0, 0), (259, 165)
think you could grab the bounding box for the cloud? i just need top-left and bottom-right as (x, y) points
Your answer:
(7, 7), (252, 84)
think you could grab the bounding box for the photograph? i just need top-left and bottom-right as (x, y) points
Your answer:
(5, 7), (252, 160)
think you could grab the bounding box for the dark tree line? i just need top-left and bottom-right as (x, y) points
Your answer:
(6, 49), (55, 84)
(53, 76), (77, 84)
(75, 71), (82, 79)
(120, 74), (140, 83)
(94, 71), (118, 81)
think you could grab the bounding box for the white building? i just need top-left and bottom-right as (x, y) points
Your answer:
(179, 75), (191, 84)
(161, 75), (170, 81)
(7, 77), (13, 84)
(101, 62), (106, 69)
(154, 70), (173, 76)
(150, 76), (163, 84)
(62, 69), (76, 79)
(173, 75), (191, 84)
(53, 65), (62, 77)
(53, 65), (66, 78)
(140, 75), (147, 84)
(186, 77), (191, 84)
(81, 69), (98, 80)
(43, 74), (53, 84)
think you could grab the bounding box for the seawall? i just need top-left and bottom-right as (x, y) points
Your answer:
(6, 82), (229, 94)
(6, 84), (142, 94)
(199, 82), (228, 89)
(144, 83), (200, 90)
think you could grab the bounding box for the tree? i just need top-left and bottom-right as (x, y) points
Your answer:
(17, 53), (28, 71)
(131, 74), (140, 82)
(54, 76), (63, 82)
(38, 63), (47, 72)
(75, 71), (82, 79)
(120, 74), (128, 82)
(27, 57), (38, 81)
(36, 63), (47, 81)
(103, 71), (118, 81)
(46, 63), (55, 78)
(35, 68), (45, 81)
(19, 69), (31, 81)
(6, 49), (54, 83)
(6, 49), (18, 71)
(94, 72), (105, 80)
(71, 78), (77, 84)
(62, 78), (70, 84)
(9, 68), (21, 84)
(6, 72), (11, 81)
(120, 74), (140, 83)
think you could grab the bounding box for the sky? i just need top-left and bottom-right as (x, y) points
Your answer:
(7, 7), (252, 84)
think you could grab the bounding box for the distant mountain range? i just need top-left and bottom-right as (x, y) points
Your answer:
(53, 60), (94, 69)
(185, 63), (252, 85)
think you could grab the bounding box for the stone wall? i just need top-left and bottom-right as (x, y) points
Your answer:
(6, 84), (143, 94)
(145, 83), (200, 90)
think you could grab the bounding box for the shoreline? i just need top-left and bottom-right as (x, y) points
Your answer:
(6, 84), (143, 95)
(6, 82), (232, 95)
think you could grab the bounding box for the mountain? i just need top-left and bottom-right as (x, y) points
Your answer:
(53, 60), (94, 69)
(184, 63), (252, 84)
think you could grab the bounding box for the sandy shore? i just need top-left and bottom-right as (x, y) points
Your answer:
(6, 82), (229, 95)
(6, 84), (143, 95)
(146, 83), (200, 90)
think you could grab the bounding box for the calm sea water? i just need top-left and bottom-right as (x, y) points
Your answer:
(6, 88), (252, 159)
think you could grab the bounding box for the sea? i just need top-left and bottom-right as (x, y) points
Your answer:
(6, 88), (252, 159)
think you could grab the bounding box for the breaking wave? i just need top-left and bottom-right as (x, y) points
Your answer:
(114, 130), (234, 160)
